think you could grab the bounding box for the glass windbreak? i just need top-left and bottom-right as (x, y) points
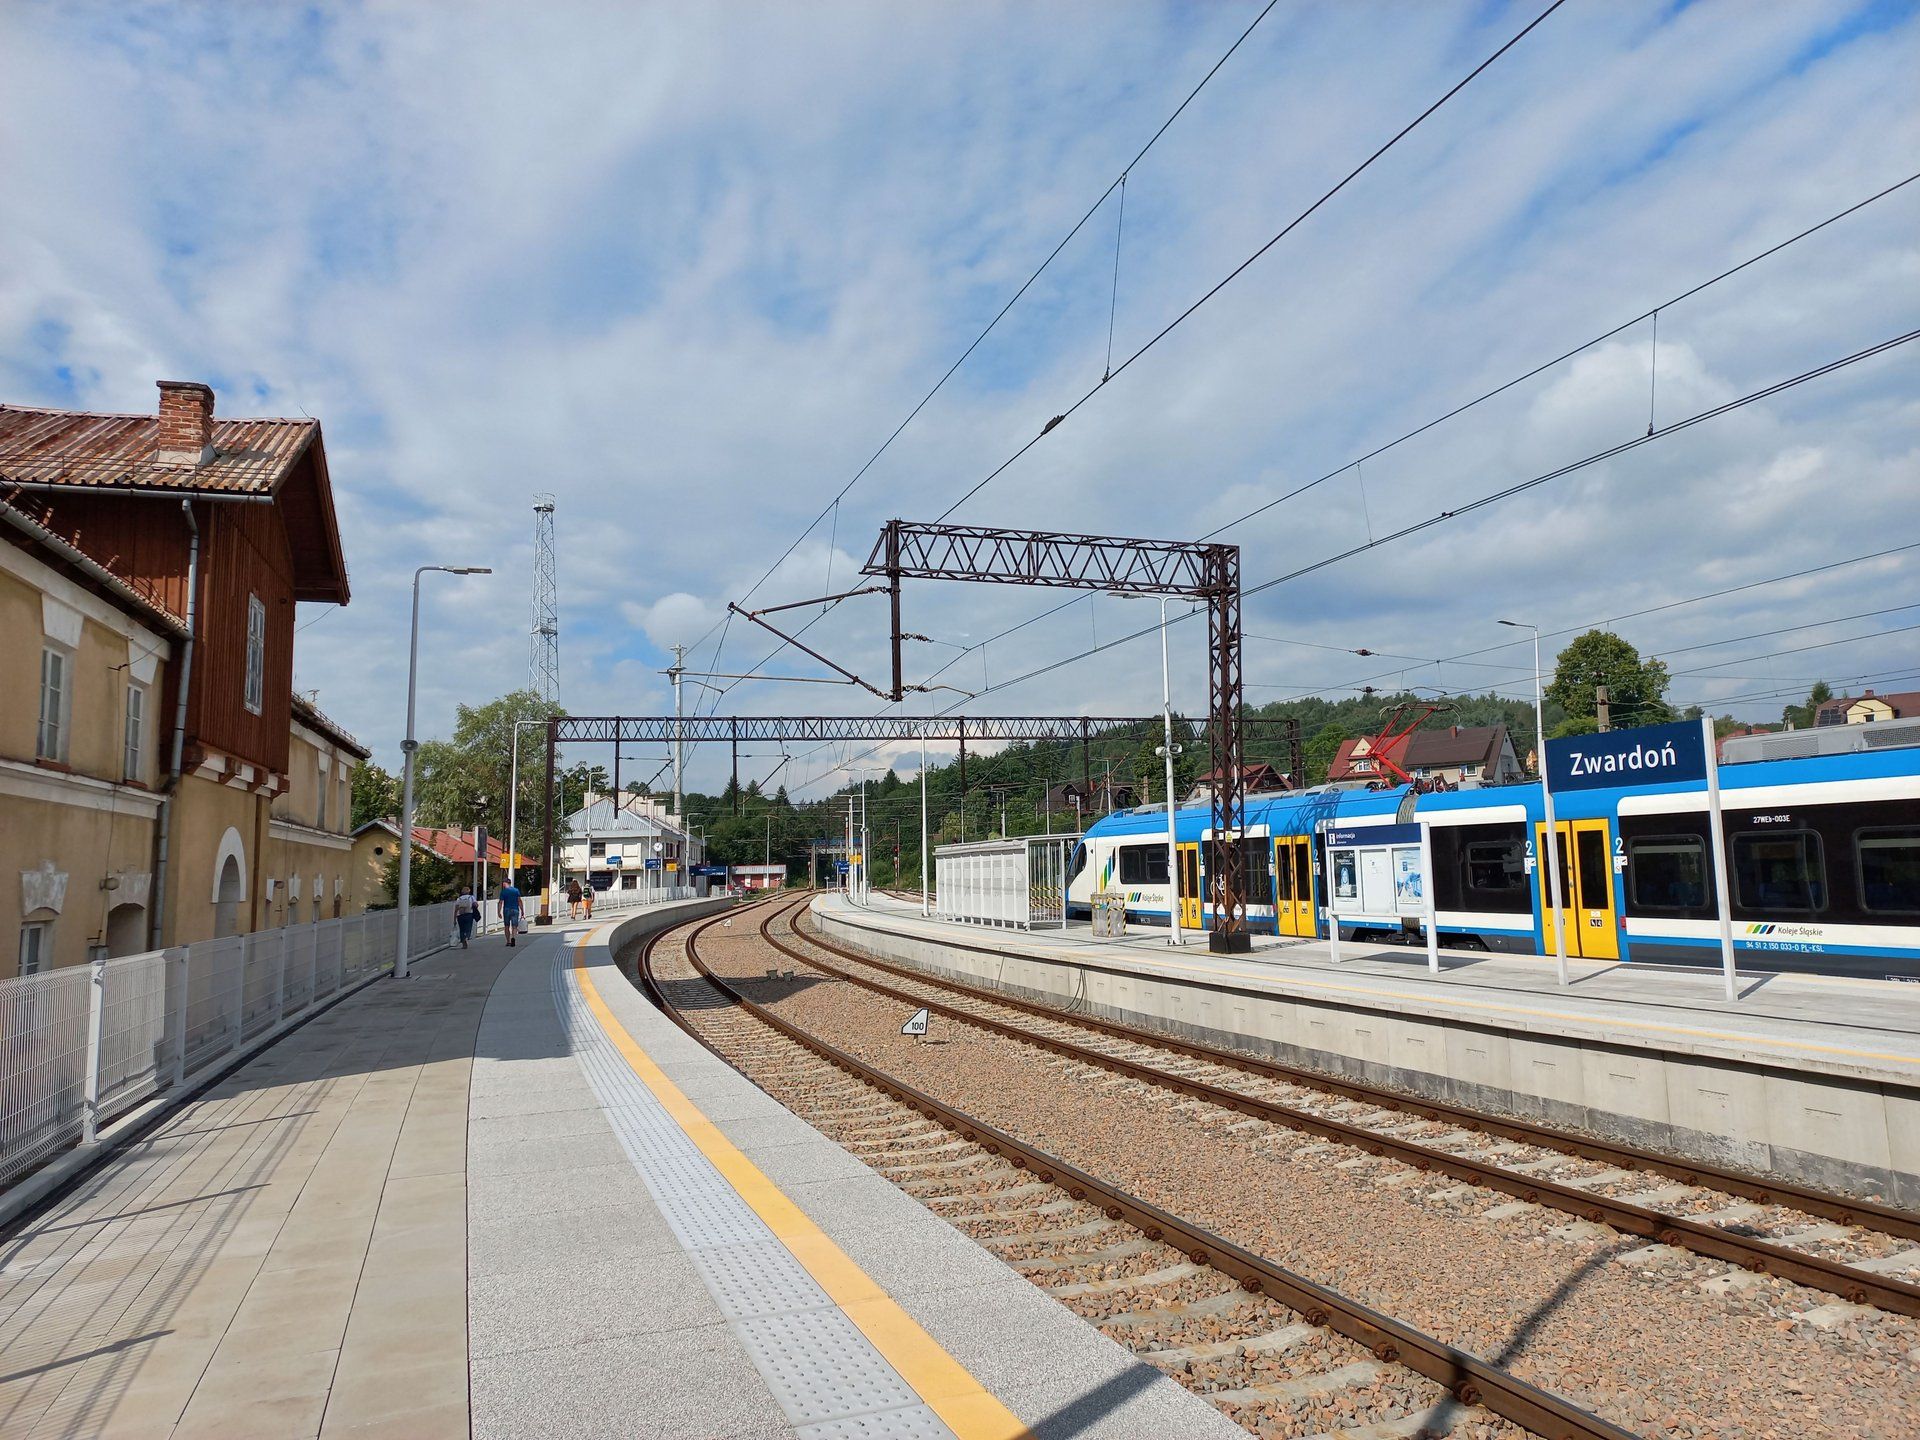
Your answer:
(1858, 828), (1920, 914)
(1628, 835), (1707, 910)
(1732, 830), (1825, 913)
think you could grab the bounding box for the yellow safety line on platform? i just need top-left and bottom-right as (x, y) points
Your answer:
(571, 925), (1031, 1440)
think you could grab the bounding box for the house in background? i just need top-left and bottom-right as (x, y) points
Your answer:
(1330, 724), (1522, 788)
(1, 380), (355, 977)
(349, 821), (505, 911)
(1187, 762), (1293, 803)
(1816, 688), (1920, 726)
(556, 791), (698, 891)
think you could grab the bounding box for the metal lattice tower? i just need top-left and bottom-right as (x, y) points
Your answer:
(529, 495), (560, 704)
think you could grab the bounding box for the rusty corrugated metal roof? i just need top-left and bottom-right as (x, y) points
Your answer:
(0, 404), (316, 495)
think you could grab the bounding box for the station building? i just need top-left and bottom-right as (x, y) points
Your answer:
(557, 791), (699, 890)
(0, 380), (359, 977)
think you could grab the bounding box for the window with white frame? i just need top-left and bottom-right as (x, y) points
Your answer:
(38, 646), (72, 761)
(124, 682), (147, 780)
(244, 595), (266, 714)
(19, 921), (50, 976)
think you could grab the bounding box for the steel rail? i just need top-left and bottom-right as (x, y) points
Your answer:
(638, 901), (1631, 1440)
(776, 902), (1920, 1317)
(820, 903), (1920, 1238)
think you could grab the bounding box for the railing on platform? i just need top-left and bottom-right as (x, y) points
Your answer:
(0, 902), (456, 1193)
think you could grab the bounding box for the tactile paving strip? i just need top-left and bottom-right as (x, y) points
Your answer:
(550, 948), (958, 1439)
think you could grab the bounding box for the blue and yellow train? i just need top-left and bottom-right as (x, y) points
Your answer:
(1065, 740), (1920, 977)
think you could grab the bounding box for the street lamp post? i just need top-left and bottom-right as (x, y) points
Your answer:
(507, 718), (544, 895)
(397, 564), (491, 979)
(1500, 619), (1567, 986)
(1112, 593), (1183, 946)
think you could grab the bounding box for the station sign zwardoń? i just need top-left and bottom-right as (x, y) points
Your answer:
(1543, 717), (1707, 794)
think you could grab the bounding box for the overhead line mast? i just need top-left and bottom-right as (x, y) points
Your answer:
(530, 494), (560, 705)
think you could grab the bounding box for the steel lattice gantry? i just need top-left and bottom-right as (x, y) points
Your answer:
(862, 520), (1253, 952)
(536, 710), (1297, 929)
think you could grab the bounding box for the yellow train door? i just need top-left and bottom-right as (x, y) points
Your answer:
(1176, 843), (1203, 930)
(1275, 836), (1313, 936)
(1534, 820), (1620, 960)
(1570, 818), (1620, 960)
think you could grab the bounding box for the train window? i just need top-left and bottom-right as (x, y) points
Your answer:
(1294, 842), (1312, 902)
(1118, 845), (1170, 885)
(1628, 836), (1707, 910)
(1857, 828), (1920, 915)
(1067, 844), (1088, 888)
(1243, 843), (1273, 906)
(1576, 828), (1610, 911)
(1462, 839), (1525, 900)
(1732, 831), (1825, 913)
(1274, 843), (1293, 901)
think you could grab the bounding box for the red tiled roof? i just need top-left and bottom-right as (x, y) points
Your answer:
(0, 404), (317, 496)
(409, 827), (506, 865)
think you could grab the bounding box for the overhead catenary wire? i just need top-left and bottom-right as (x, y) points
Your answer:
(880, 328), (1920, 726)
(934, 0), (1572, 523)
(724, 0), (1575, 718)
(687, 0), (1288, 684)
(901, 172), (1920, 694)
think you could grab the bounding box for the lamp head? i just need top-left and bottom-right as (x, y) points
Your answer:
(450, 566), (492, 576)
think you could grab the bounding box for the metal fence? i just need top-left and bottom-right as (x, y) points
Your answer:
(0, 902), (455, 1193)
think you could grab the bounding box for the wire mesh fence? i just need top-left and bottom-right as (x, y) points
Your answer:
(0, 901), (455, 1193)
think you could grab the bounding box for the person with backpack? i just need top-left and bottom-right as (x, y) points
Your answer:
(454, 886), (479, 948)
(499, 877), (523, 947)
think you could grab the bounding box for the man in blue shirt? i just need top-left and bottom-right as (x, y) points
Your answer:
(498, 878), (523, 947)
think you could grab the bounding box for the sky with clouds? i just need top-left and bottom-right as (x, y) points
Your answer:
(3, 0), (1915, 796)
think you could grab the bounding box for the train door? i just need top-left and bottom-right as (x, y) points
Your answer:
(1534, 820), (1620, 960)
(1176, 843), (1203, 930)
(1274, 836), (1313, 936)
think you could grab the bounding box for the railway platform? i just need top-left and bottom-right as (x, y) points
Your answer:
(0, 899), (1239, 1440)
(814, 892), (1920, 1207)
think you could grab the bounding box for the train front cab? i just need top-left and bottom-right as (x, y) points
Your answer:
(1535, 816), (1621, 961)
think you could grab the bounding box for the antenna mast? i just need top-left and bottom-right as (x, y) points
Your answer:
(530, 495), (560, 704)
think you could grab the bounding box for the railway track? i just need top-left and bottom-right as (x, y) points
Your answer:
(781, 900), (1920, 1318)
(637, 899), (1627, 1440)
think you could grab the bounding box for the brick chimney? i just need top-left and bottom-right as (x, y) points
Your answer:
(156, 381), (216, 467)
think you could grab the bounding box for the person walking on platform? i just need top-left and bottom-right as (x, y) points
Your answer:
(454, 885), (479, 948)
(582, 882), (595, 920)
(566, 877), (582, 920)
(499, 876), (523, 947)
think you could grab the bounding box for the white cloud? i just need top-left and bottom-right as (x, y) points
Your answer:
(3, 0), (1916, 794)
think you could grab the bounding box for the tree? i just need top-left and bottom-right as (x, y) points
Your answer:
(411, 690), (563, 841)
(375, 845), (460, 909)
(1782, 679), (1833, 730)
(1546, 630), (1673, 733)
(351, 761), (400, 829)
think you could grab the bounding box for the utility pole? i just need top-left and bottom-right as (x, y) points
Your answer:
(1595, 683), (1611, 733)
(670, 643), (687, 826)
